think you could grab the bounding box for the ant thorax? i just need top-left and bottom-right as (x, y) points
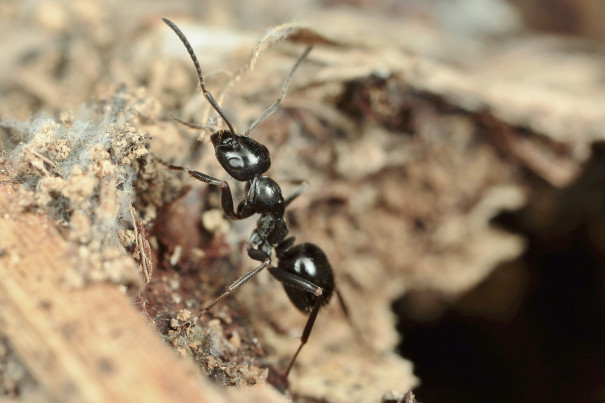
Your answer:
(246, 176), (286, 216)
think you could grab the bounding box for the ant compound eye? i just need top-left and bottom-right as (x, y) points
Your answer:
(228, 157), (244, 169)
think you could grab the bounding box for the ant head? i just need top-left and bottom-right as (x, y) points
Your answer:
(211, 130), (271, 181)
(163, 19), (310, 182)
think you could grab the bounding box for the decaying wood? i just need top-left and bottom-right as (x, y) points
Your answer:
(127, 194), (153, 284)
(3, 2), (605, 401)
(0, 179), (284, 403)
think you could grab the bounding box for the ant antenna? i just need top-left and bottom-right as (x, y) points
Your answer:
(162, 18), (237, 141)
(169, 114), (215, 132)
(245, 46), (312, 136)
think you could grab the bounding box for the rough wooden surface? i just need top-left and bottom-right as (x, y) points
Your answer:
(3, 1), (605, 401)
(0, 178), (225, 403)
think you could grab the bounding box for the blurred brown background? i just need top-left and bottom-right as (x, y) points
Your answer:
(2, 1), (605, 402)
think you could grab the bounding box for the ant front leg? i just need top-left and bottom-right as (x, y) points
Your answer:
(159, 159), (250, 220)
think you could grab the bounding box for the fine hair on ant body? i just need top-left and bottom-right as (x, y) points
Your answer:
(160, 18), (349, 379)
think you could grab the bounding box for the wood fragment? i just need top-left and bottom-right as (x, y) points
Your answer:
(0, 179), (228, 403)
(128, 194), (153, 284)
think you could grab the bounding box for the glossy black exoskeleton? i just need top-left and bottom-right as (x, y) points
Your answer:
(160, 18), (348, 379)
(275, 241), (334, 313)
(210, 130), (270, 181)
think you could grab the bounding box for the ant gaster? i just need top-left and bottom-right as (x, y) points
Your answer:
(161, 18), (348, 378)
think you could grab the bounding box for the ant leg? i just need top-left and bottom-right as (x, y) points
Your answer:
(267, 268), (324, 377)
(202, 237), (271, 314)
(161, 161), (256, 220)
(284, 180), (309, 207)
(285, 293), (324, 378)
(245, 231), (272, 262)
(154, 156), (240, 219)
(171, 165), (238, 219)
(335, 288), (349, 317)
(201, 257), (272, 314)
(245, 46), (313, 135)
(335, 288), (364, 344)
(267, 267), (323, 302)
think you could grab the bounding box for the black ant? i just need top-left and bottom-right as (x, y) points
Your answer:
(160, 18), (349, 379)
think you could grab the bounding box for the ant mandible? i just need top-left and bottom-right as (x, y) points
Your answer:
(160, 18), (348, 378)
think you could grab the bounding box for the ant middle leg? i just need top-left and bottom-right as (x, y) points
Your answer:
(201, 237), (272, 314)
(200, 255), (272, 314)
(246, 230), (272, 261)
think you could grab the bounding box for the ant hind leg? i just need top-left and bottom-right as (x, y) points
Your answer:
(267, 267), (325, 378)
